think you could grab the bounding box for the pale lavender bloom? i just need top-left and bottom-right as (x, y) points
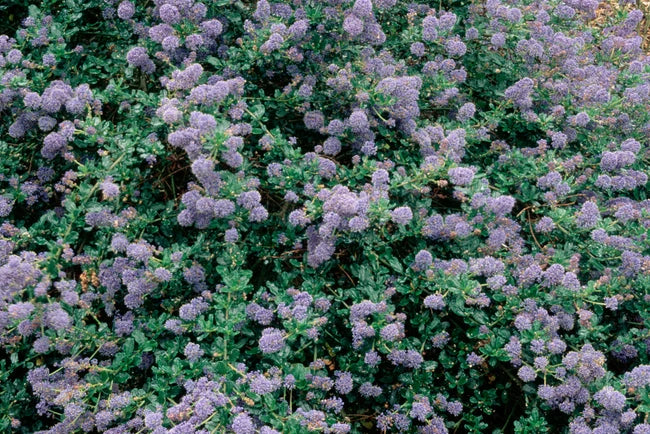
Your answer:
(465, 27), (479, 40)
(466, 352), (482, 366)
(371, 169), (389, 187)
(604, 296), (618, 310)
(518, 366), (536, 382)
(624, 365), (650, 388)
(335, 372), (353, 394)
(101, 177), (120, 199)
(0, 196), (13, 217)
(6, 49), (22, 64)
(288, 19), (309, 40)
(7, 302), (34, 320)
(621, 138), (641, 153)
(594, 386), (626, 411)
(260, 33), (284, 54)
(504, 336), (522, 360)
(422, 16), (439, 41)
(391, 206), (413, 225)
(42, 53), (56, 66)
(38, 116), (57, 131)
(289, 209), (310, 227)
(179, 297), (208, 321)
(534, 356), (548, 371)
(41, 132), (67, 159)
(185, 33), (204, 50)
(410, 42), (425, 57)
(253, 0), (270, 21)
(165, 319), (184, 334)
(184, 342), (204, 362)
(387, 349), (423, 368)
(572, 112), (590, 126)
(438, 11), (457, 30)
(33, 336), (50, 354)
(504, 77), (534, 109)
(323, 137), (341, 155)
(575, 201), (600, 228)
(201, 19), (223, 38)
(114, 315), (134, 336)
(349, 216), (369, 232)
(364, 350), (381, 367)
(329, 423), (351, 433)
(167, 63), (203, 91)
(148, 23), (174, 43)
(23, 92), (41, 109)
(359, 382), (382, 397)
(514, 314), (532, 331)
(267, 163), (283, 177)
(487, 195), (515, 217)
(46, 305), (71, 330)
(323, 186), (359, 216)
(110, 234), (129, 253)
(542, 264), (565, 287)
(447, 401), (463, 416)
(259, 328), (285, 354)
(189, 111), (216, 134)
(380, 323), (404, 342)
(548, 338), (566, 354)
(153, 268), (172, 282)
(448, 167), (475, 185)
(249, 205), (268, 222)
(232, 413), (255, 434)
(410, 399), (431, 421)
(160, 35), (179, 51)
(445, 37), (467, 57)
(352, 0), (373, 17)
(159, 4), (180, 24)
(600, 150), (636, 171)
(95, 410), (115, 431)
(424, 294), (445, 310)
(282, 374), (296, 390)
(347, 110), (368, 133)
(126, 242), (151, 262)
(117, 1), (135, 19)
(303, 111), (324, 130)
(225, 228), (239, 243)
(214, 199), (235, 218)
(126, 47), (155, 73)
(537, 171), (562, 189)
(343, 15), (364, 36)
(360, 141), (377, 156)
(327, 119), (345, 136)
(249, 373), (281, 395)
(413, 250), (433, 270)
(562, 272), (581, 290)
(491, 32), (506, 48)
(318, 158), (337, 179)
(456, 102), (476, 121)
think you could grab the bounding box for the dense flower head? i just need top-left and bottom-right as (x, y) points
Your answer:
(259, 328), (285, 354)
(448, 166), (475, 186)
(575, 201), (600, 228)
(390, 206), (412, 225)
(117, 1), (135, 20)
(593, 386), (626, 412)
(126, 47), (155, 73)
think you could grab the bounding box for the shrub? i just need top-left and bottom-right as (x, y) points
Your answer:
(0, 0), (649, 432)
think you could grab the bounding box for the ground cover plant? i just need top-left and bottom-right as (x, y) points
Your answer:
(1, 0), (650, 432)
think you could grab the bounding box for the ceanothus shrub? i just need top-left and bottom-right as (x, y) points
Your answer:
(0, 0), (649, 432)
